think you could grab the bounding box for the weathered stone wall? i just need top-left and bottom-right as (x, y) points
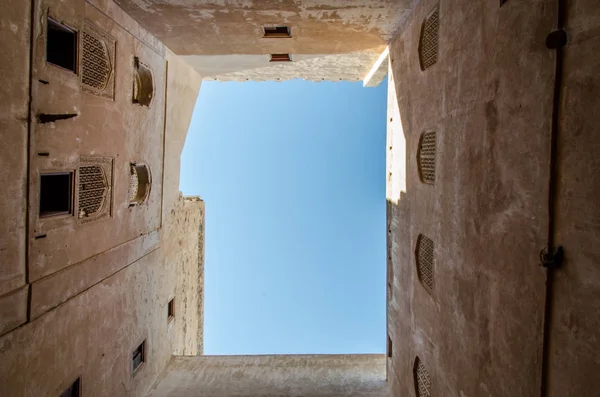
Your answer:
(0, 0), (205, 395)
(162, 50), (203, 223)
(546, 1), (600, 395)
(148, 354), (387, 397)
(27, 0), (166, 285)
(386, 0), (556, 396)
(113, 0), (414, 55)
(113, 0), (413, 84)
(164, 195), (205, 356)
(387, 1), (600, 396)
(182, 51), (382, 83)
(0, 0), (31, 336)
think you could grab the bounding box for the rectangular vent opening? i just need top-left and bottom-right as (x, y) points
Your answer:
(60, 377), (80, 397)
(168, 298), (175, 322)
(40, 172), (73, 218)
(270, 53), (292, 62)
(387, 335), (393, 358)
(132, 340), (146, 374)
(47, 18), (77, 72)
(264, 26), (291, 38)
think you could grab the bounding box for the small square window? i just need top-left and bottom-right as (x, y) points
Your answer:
(60, 377), (81, 397)
(270, 53), (292, 62)
(387, 335), (393, 358)
(47, 18), (78, 72)
(132, 340), (146, 374)
(168, 298), (175, 322)
(263, 26), (291, 38)
(40, 173), (73, 218)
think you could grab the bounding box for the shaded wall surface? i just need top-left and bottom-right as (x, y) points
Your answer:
(386, 1), (600, 397)
(114, 0), (413, 55)
(148, 355), (387, 397)
(0, 0), (205, 395)
(114, 0), (411, 83)
(0, 0), (30, 336)
(548, 1), (600, 395)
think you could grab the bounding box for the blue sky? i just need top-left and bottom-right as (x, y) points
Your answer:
(180, 79), (387, 355)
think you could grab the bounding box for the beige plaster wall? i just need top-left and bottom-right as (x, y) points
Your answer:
(28, 0), (167, 283)
(148, 354), (387, 397)
(162, 50), (203, 222)
(547, 1), (600, 395)
(0, 1), (205, 395)
(163, 195), (205, 356)
(386, 0), (556, 396)
(113, 0), (415, 55)
(0, 0), (30, 335)
(113, 0), (414, 83)
(184, 51), (383, 83)
(0, 226), (203, 397)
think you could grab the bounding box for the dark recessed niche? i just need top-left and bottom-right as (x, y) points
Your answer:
(40, 172), (73, 218)
(263, 26), (291, 38)
(46, 17), (77, 72)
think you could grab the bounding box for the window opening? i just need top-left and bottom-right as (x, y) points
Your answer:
(264, 26), (291, 38)
(270, 54), (292, 62)
(168, 298), (175, 322)
(40, 172), (73, 217)
(132, 341), (146, 374)
(47, 17), (77, 72)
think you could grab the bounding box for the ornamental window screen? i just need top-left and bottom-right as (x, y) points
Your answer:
(133, 57), (154, 106)
(129, 164), (151, 205)
(418, 7), (439, 71)
(418, 131), (436, 184)
(81, 21), (115, 98)
(416, 234), (434, 293)
(77, 156), (113, 224)
(414, 357), (432, 397)
(78, 165), (107, 218)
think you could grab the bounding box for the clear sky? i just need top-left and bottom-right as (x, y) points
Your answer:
(180, 78), (388, 355)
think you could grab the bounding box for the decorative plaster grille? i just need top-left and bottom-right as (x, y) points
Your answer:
(129, 164), (151, 205)
(78, 165), (107, 218)
(419, 7), (440, 71)
(128, 168), (139, 203)
(416, 234), (434, 293)
(82, 31), (109, 89)
(77, 156), (113, 224)
(133, 57), (154, 106)
(418, 131), (436, 184)
(81, 21), (115, 98)
(414, 357), (432, 397)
